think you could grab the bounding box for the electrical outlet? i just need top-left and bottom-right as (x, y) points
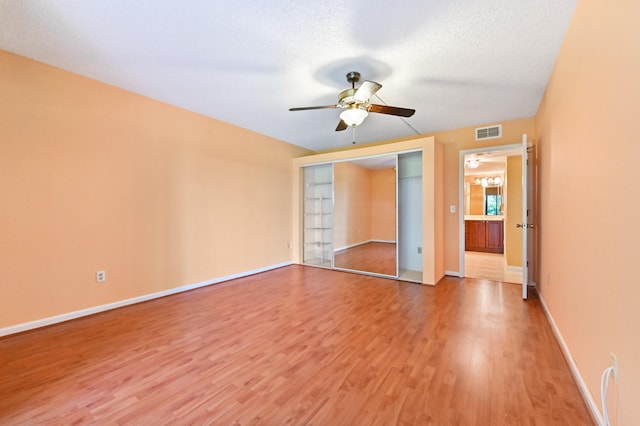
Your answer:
(610, 353), (618, 383)
(96, 271), (106, 283)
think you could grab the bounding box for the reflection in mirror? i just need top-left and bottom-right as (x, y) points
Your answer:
(485, 186), (503, 215)
(465, 179), (503, 216)
(333, 155), (397, 277)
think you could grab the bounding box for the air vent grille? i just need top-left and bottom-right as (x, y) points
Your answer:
(475, 124), (502, 141)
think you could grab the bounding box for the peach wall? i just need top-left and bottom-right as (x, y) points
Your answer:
(0, 50), (310, 329)
(333, 162), (372, 249)
(535, 0), (640, 424)
(370, 168), (396, 242)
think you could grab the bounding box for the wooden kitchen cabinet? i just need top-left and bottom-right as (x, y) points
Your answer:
(465, 220), (504, 253)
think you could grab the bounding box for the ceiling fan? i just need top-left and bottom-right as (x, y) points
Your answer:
(289, 71), (416, 131)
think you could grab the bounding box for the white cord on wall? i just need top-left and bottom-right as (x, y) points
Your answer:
(600, 366), (614, 426)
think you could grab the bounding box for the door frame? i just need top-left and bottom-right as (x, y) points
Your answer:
(458, 142), (522, 278)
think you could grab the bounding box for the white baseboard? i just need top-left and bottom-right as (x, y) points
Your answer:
(445, 271), (462, 277)
(537, 292), (602, 425)
(0, 261), (293, 338)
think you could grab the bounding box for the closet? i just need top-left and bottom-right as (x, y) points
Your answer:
(293, 137), (442, 285)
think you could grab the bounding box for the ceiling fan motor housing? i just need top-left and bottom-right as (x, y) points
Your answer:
(346, 71), (361, 85)
(338, 88), (358, 105)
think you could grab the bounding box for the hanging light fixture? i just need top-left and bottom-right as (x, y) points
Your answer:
(340, 105), (368, 127)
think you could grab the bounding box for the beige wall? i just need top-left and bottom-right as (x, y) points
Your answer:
(505, 155), (522, 267)
(535, 0), (640, 423)
(370, 168), (396, 242)
(0, 50), (310, 329)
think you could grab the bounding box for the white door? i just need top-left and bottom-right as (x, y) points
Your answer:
(521, 134), (535, 299)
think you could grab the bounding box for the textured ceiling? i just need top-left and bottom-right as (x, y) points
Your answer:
(0, 0), (576, 151)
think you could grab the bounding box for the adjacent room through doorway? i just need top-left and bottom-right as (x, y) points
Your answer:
(462, 146), (522, 284)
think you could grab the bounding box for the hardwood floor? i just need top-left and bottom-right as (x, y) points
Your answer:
(0, 266), (593, 425)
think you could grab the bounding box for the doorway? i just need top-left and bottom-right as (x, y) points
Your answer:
(459, 144), (522, 283)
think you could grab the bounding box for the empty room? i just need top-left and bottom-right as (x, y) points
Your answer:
(1, 1), (638, 425)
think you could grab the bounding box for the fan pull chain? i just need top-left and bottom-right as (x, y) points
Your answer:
(352, 125), (356, 144)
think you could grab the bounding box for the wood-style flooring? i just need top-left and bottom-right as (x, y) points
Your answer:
(0, 265), (593, 425)
(465, 251), (522, 284)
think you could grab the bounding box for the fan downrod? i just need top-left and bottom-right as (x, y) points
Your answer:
(346, 71), (361, 88)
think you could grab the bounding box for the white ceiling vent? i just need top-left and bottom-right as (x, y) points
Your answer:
(475, 124), (502, 141)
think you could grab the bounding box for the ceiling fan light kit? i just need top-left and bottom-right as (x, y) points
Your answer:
(340, 106), (368, 127)
(289, 71), (415, 133)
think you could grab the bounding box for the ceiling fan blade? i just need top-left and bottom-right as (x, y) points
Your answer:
(353, 81), (382, 103)
(289, 104), (339, 111)
(335, 119), (348, 131)
(367, 104), (415, 117)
